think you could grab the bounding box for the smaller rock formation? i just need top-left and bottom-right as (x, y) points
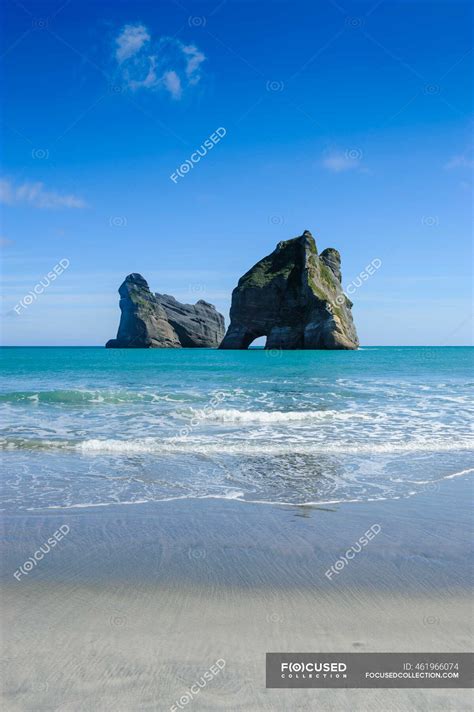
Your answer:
(219, 230), (358, 350)
(155, 293), (225, 348)
(106, 273), (225, 348)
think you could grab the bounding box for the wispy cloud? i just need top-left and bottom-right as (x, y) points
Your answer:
(444, 152), (473, 170)
(162, 70), (182, 100)
(322, 151), (362, 173)
(0, 178), (86, 209)
(115, 23), (150, 63)
(114, 23), (206, 100)
(183, 44), (206, 83)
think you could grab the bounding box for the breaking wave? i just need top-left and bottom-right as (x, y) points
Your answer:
(199, 408), (377, 423)
(2, 435), (472, 455)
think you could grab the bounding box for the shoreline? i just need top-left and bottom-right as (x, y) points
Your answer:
(2, 474), (473, 591)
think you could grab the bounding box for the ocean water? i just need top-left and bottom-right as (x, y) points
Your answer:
(0, 347), (472, 511)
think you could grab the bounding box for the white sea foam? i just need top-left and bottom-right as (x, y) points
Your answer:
(444, 467), (474, 479)
(74, 436), (473, 456)
(396, 468), (474, 485)
(197, 408), (377, 423)
(26, 490), (247, 511)
(21, 468), (473, 512)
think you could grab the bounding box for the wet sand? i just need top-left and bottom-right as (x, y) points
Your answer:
(1, 475), (473, 711)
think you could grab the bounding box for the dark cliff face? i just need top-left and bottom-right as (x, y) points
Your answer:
(106, 274), (225, 348)
(219, 230), (359, 350)
(155, 293), (226, 348)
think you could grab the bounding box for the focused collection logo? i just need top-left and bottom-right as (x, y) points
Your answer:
(281, 660), (347, 679)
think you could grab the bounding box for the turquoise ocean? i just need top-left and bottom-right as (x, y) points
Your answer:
(1, 347), (472, 512)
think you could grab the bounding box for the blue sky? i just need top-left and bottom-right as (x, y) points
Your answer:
(1, 0), (472, 345)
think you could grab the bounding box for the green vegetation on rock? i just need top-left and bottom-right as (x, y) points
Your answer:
(319, 262), (337, 291)
(238, 238), (302, 289)
(218, 229), (359, 350)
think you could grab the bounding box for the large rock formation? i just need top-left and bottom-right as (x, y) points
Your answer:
(219, 230), (358, 350)
(106, 273), (225, 348)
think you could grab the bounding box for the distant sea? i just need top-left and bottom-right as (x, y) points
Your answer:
(0, 346), (472, 512)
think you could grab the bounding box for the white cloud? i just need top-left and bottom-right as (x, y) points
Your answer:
(0, 178), (86, 209)
(322, 152), (361, 173)
(444, 153), (473, 170)
(183, 44), (206, 81)
(115, 23), (150, 63)
(162, 70), (182, 99)
(114, 24), (206, 99)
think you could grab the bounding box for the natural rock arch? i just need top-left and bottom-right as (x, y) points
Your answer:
(219, 230), (358, 350)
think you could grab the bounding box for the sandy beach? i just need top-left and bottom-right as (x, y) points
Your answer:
(2, 475), (473, 711)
